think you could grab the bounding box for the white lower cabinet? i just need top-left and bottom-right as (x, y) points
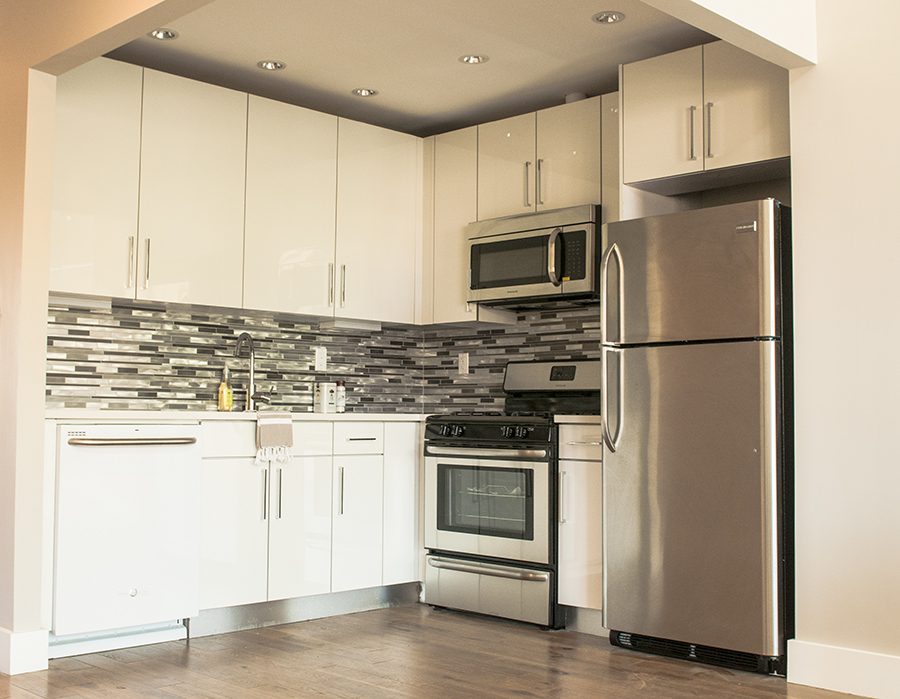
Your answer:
(332, 454), (384, 593)
(267, 455), (333, 600)
(557, 424), (603, 611)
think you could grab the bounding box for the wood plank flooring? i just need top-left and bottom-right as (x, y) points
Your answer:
(2, 605), (855, 698)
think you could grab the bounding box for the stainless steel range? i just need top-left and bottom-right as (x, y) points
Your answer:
(423, 359), (600, 628)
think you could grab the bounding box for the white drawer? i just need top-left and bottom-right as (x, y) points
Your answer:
(292, 421), (333, 456)
(558, 424), (603, 461)
(201, 421), (257, 458)
(333, 422), (384, 454)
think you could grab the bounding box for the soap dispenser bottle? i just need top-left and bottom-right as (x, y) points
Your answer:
(217, 364), (234, 412)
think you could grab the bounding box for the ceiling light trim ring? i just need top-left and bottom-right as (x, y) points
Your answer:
(592, 11), (625, 24)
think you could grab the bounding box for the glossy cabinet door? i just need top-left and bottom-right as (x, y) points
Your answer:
(137, 69), (247, 307)
(535, 97), (602, 210)
(50, 58), (142, 297)
(433, 127), (478, 323)
(199, 456), (269, 609)
(477, 112), (536, 220)
(557, 459), (603, 610)
(702, 41), (790, 171)
(244, 96), (338, 316)
(331, 454), (384, 592)
(335, 118), (420, 323)
(622, 46), (704, 184)
(268, 455), (333, 600)
(382, 423), (419, 585)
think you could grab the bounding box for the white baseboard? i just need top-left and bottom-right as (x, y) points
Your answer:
(788, 639), (900, 699)
(0, 627), (49, 676)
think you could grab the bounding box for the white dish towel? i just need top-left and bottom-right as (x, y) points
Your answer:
(256, 411), (293, 464)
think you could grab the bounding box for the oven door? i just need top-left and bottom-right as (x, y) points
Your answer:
(424, 451), (550, 565)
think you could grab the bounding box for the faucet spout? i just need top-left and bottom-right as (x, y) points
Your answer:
(234, 332), (256, 412)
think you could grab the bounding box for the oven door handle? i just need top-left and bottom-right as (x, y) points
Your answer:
(428, 557), (549, 582)
(425, 446), (548, 459)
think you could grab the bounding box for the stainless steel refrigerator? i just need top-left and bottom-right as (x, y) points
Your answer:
(600, 199), (793, 675)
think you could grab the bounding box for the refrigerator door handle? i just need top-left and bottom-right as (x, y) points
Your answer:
(600, 242), (624, 344)
(601, 346), (623, 452)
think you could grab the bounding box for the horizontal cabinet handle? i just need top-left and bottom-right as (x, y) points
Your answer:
(68, 437), (197, 447)
(565, 441), (603, 446)
(346, 437), (377, 441)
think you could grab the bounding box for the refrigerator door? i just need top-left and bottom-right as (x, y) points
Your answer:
(601, 199), (783, 345)
(602, 340), (782, 656)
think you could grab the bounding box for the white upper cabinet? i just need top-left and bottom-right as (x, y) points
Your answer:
(534, 97), (602, 211)
(477, 113), (537, 220)
(335, 118), (420, 324)
(50, 58), (142, 297)
(137, 69), (247, 307)
(702, 41), (790, 171)
(622, 41), (789, 190)
(244, 96), (338, 316)
(477, 98), (602, 220)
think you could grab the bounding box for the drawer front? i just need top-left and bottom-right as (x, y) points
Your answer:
(333, 422), (384, 454)
(292, 421), (333, 456)
(201, 421), (257, 458)
(558, 424), (603, 461)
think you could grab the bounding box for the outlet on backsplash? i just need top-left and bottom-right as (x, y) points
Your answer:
(314, 346), (327, 371)
(458, 352), (469, 375)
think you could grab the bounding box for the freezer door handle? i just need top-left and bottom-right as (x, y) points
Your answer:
(601, 346), (623, 452)
(600, 242), (624, 344)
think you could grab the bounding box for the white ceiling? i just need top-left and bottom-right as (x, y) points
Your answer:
(108, 0), (713, 136)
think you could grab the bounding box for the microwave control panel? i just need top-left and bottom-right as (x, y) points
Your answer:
(561, 230), (587, 281)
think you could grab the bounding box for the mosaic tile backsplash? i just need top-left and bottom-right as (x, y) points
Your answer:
(46, 299), (601, 414)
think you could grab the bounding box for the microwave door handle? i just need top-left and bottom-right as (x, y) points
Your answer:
(547, 227), (562, 286)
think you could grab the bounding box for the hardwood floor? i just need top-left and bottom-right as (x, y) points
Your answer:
(3, 605), (854, 698)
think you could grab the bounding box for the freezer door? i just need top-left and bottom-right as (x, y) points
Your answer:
(602, 340), (782, 656)
(601, 199), (783, 344)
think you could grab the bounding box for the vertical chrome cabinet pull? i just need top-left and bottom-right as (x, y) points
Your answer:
(339, 466), (345, 515)
(277, 468), (283, 519)
(328, 262), (334, 306)
(261, 468), (268, 520)
(340, 265), (347, 307)
(536, 158), (545, 206)
(558, 470), (567, 524)
(143, 238), (151, 289)
(524, 161), (532, 207)
(127, 236), (135, 288)
(688, 105), (697, 161)
(705, 102), (714, 158)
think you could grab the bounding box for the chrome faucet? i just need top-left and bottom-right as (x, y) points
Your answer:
(233, 332), (256, 412)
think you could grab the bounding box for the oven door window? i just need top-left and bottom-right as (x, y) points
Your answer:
(436, 463), (534, 540)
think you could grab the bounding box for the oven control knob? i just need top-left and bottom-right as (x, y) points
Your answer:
(439, 424), (451, 437)
(450, 424), (465, 437)
(500, 425), (513, 439)
(514, 425), (531, 439)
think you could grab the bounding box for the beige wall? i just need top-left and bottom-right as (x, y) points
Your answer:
(0, 0), (208, 659)
(790, 0), (900, 657)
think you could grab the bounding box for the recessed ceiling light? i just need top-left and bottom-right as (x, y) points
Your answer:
(459, 54), (489, 65)
(592, 11), (625, 24)
(352, 88), (379, 97)
(257, 60), (286, 71)
(148, 28), (179, 40)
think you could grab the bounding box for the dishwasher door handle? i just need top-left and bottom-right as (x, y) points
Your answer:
(67, 437), (198, 446)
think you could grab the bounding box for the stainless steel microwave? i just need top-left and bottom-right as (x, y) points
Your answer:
(466, 204), (600, 306)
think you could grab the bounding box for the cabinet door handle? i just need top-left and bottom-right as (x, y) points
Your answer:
(277, 467), (283, 519)
(558, 470), (567, 524)
(705, 101), (714, 158)
(328, 262), (334, 306)
(524, 161), (532, 207)
(340, 264), (347, 307)
(347, 437), (377, 441)
(127, 236), (135, 288)
(143, 238), (151, 289)
(565, 440), (603, 446)
(339, 466), (345, 515)
(688, 106), (697, 161)
(536, 158), (544, 206)
(261, 468), (268, 521)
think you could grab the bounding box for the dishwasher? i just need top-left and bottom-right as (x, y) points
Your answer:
(53, 423), (202, 640)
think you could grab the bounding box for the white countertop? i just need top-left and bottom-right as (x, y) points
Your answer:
(45, 409), (426, 423)
(554, 414), (602, 424)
